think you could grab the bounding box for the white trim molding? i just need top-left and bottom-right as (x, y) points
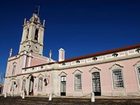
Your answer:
(89, 66), (101, 73)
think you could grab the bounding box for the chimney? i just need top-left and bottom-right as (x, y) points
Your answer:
(58, 48), (65, 62)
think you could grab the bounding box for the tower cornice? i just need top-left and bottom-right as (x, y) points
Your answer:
(20, 40), (43, 46)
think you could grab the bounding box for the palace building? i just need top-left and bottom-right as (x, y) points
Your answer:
(3, 11), (140, 97)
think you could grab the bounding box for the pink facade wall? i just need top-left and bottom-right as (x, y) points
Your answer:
(57, 57), (140, 96)
(3, 52), (140, 97)
(5, 56), (25, 77)
(30, 53), (49, 67)
(3, 55), (25, 95)
(3, 53), (49, 95)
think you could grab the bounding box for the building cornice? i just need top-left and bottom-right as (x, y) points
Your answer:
(20, 40), (43, 46)
(5, 54), (140, 79)
(59, 43), (140, 63)
(22, 43), (140, 69)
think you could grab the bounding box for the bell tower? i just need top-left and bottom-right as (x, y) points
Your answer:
(19, 10), (45, 55)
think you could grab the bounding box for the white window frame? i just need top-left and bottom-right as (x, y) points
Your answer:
(60, 76), (66, 94)
(137, 66), (140, 85)
(72, 70), (83, 91)
(112, 69), (124, 88)
(74, 73), (82, 91)
(134, 61), (140, 89)
(92, 72), (101, 93)
(59, 71), (67, 96)
(109, 64), (124, 89)
(89, 66), (101, 93)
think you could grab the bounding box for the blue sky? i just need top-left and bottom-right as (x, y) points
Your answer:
(1, 0), (140, 77)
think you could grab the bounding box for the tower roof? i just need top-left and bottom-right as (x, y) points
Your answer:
(29, 13), (40, 24)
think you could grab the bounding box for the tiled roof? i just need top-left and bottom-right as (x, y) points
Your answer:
(23, 43), (140, 68)
(59, 43), (140, 63)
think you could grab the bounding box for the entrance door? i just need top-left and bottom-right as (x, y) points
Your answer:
(92, 72), (101, 96)
(29, 75), (34, 95)
(60, 76), (66, 96)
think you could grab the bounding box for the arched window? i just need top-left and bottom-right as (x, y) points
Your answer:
(38, 77), (43, 91)
(12, 63), (16, 76)
(112, 69), (124, 88)
(34, 29), (39, 41)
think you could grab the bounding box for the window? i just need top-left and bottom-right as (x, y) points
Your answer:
(12, 63), (16, 75)
(22, 79), (26, 91)
(26, 28), (29, 39)
(112, 69), (124, 88)
(10, 81), (14, 91)
(60, 76), (66, 96)
(34, 29), (39, 41)
(137, 67), (140, 84)
(61, 76), (66, 82)
(92, 72), (101, 93)
(76, 60), (80, 63)
(10, 81), (16, 92)
(38, 77), (43, 91)
(74, 74), (82, 91)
